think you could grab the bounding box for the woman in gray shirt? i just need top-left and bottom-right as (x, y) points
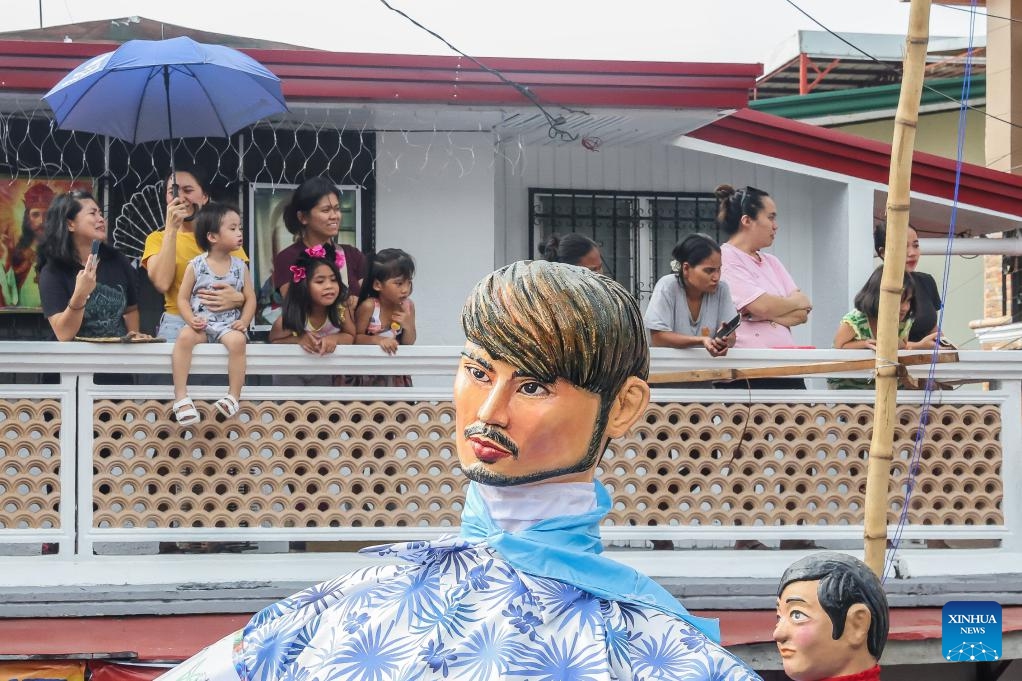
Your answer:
(644, 233), (737, 357)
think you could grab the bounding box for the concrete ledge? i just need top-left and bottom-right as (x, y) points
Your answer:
(1, 572), (1020, 617)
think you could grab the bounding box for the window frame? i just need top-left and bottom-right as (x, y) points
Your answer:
(529, 188), (721, 302)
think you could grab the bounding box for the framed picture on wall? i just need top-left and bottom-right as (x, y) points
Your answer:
(248, 182), (361, 330)
(0, 176), (95, 311)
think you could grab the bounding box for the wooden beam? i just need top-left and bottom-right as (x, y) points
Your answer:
(648, 351), (958, 385)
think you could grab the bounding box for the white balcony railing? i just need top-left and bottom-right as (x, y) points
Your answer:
(0, 343), (1018, 586)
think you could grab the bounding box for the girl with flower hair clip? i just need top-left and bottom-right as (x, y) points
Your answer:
(269, 242), (355, 363)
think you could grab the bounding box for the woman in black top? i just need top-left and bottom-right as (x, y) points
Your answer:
(874, 223), (940, 348)
(38, 190), (147, 341)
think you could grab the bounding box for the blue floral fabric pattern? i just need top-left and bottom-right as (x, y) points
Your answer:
(158, 537), (761, 681)
(459, 481), (720, 641)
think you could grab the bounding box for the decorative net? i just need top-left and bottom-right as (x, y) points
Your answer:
(0, 97), (507, 336)
(1, 99), (378, 243)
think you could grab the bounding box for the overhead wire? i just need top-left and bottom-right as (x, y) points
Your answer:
(783, 0), (983, 579)
(936, 3), (1017, 24)
(377, 0), (583, 142)
(782, 0), (1022, 132)
(885, 0), (978, 581)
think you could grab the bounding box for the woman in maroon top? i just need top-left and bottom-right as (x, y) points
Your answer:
(272, 177), (366, 319)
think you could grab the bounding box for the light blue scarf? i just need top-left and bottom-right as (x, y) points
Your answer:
(460, 480), (721, 643)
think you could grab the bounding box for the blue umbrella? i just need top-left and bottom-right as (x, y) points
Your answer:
(43, 36), (288, 144)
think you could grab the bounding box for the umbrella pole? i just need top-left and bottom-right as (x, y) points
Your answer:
(163, 65), (177, 194)
(162, 65), (194, 221)
(863, 0), (932, 577)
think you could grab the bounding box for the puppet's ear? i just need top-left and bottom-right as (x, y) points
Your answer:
(603, 376), (650, 439)
(844, 603), (871, 649)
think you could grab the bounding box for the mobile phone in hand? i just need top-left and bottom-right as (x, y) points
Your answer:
(169, 185), (198, 222)
(713, 313), (742, 340)
(90, 239), (101, 257)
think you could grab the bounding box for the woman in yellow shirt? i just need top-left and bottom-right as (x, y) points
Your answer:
(141, 164), (248, 339)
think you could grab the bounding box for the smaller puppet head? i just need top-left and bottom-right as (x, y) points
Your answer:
(774, 552), (889, 681)
(455, 260), (650, 487)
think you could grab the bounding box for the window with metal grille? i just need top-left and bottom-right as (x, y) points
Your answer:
(529, 189), (721, 301)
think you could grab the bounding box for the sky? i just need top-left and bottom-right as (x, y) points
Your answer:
(2, 0), (987, 68)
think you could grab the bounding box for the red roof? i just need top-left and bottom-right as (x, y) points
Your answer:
(687, 107), (1022, 219)
(0, 40), (761, 109)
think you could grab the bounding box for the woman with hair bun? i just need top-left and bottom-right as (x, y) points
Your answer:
(538, 232), (604, 273)
(716, 184), (812, 358)
(644, 233), (737, 357)
(717, 184), (816, 550)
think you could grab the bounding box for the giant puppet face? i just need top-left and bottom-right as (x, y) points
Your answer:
(455, 261), (650, 487)
(774, 553), (889, 681)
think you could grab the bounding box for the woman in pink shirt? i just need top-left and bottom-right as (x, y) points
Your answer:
(717, 185), (812, 359)
(718, 185), (816, 550)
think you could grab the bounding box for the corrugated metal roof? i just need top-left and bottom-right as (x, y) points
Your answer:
(685, 107), (1022, 235)
(0, 39), (761, 110)
(748, 75), (985, 120)
(0, 15), (310, 50)
(757, 30), (985, 100)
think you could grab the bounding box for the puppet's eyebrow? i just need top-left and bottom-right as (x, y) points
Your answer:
(460, 351), (493, 371)
(461, 350), (539, 380)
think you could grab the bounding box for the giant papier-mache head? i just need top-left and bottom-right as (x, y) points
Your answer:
(457, 260), (650, 486)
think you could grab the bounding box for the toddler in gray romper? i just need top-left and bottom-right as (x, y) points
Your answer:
(190, 253), (247, 341)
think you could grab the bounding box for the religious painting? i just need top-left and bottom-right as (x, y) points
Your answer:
(0, 177), (95, 311)
(248, 182), (360, 330)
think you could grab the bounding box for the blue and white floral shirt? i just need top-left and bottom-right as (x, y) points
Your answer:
(159, 483), (761, 681)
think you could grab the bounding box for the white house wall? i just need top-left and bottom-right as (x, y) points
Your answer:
(375, 131), (495, 345)
(498, 142), (865, 349)
(810, 181), (875, 353)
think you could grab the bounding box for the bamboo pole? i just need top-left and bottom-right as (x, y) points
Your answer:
(863, 0), (933, 577)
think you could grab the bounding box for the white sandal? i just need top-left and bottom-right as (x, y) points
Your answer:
(215, 394), (240, 418)
(172, 397), (200, 425)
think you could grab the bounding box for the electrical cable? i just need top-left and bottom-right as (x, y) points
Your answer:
(722, 379), (754, 472)
(882, 0), (979, 583)
(782, 0), (1022, 132)
(936, 3), (1017, 24)
(377, 0), (583, 142)
(782, 0), (984, 578)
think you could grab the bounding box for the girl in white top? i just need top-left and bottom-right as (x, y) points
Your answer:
(644, 233), (737, 357)
(355, 248), (417, 356)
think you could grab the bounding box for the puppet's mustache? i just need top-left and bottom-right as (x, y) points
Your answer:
(463, 424), (519, 459)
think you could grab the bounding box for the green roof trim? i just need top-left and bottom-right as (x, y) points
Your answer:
(749, 75), (985, 120)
